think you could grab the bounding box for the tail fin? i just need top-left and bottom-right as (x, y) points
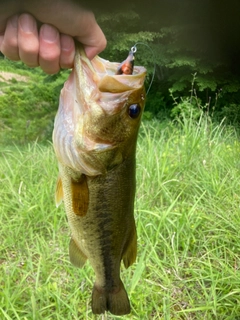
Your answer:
(91, 281), (131, 315)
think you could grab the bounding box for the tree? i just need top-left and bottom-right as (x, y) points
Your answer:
(94, 0), (240, 121)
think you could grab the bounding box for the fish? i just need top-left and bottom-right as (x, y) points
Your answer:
(52, 43), (146, 315)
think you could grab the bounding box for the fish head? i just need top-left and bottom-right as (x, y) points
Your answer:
(53, 44), (146, 174)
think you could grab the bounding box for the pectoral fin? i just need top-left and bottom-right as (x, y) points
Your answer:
(69, 237), (87, 268)
(55, 176), (64, 207)
(122, 227), (137, 269)
(71, 174), (89, 216)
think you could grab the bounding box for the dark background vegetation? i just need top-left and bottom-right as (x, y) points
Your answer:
(1, 0), (240, 144)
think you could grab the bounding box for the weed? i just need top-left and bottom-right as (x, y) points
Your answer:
(1, 117), (240, 318)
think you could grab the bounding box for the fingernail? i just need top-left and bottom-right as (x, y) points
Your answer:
(84, 46), (95, 60)
(9, 14), (18, 28)
(61, 34), (74, 51)
(41, 24), (58, 43)
(19, 14), (35, 32)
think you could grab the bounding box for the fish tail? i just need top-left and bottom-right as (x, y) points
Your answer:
(91, 281), (131, 315)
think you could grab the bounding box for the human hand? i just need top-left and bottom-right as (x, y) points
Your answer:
(0, 1), (106, 74)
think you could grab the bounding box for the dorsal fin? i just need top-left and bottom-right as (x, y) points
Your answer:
(55, 176), (64, 207)
(71, 174), (89, 216)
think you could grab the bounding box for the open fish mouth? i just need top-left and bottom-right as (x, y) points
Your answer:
(72, 44), (146, 115)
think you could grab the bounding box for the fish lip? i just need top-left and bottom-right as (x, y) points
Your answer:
(74, 45), (146, 114)
(92, 57), (147, 92)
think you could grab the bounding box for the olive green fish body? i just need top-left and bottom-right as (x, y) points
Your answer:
(59, 155), (136, 314)
(53, 44), (146, 315)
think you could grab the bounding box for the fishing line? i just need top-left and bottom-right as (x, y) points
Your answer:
(131, 42), (156, 95)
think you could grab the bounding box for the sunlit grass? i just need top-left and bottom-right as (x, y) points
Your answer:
(1, 117), (240, 319)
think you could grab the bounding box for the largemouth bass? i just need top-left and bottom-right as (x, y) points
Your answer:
(52, 44), (146, 315)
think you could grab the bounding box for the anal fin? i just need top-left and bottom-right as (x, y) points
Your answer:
(122, 227), (137, 269)
(69, 238), (87, 268)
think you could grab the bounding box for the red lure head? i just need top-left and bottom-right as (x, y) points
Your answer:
(116, 50), (135, 75)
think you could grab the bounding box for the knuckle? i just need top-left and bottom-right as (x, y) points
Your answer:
(20, 45), (39, 57)
(0, 43), (19, 60)
(41, 53), (59, 64)
(3, 37), (18, 50)
(40, 47), (60, 63)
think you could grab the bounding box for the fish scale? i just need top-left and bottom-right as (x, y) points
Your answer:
(53, 44), (146, 315)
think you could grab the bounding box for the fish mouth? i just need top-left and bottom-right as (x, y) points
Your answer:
(74, 44), (146, 114)
(92, 56), (146, 92)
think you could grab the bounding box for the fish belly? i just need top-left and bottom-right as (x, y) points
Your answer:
(59, 156), (137, 315)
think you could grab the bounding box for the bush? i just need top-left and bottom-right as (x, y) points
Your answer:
(0, 62), (69, 144)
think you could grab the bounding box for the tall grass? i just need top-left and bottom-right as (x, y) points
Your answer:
(1, 117), (240, 319)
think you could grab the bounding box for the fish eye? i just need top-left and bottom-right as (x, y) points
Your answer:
(128, 104), (141, 119)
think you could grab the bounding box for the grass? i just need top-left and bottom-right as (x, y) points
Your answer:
(1, 117), (240, 319)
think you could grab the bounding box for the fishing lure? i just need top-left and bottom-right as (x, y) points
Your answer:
(116, 43), (155, 94)
(115, 47), (135, 75)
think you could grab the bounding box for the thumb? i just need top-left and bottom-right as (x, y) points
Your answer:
(75, 20), (107, 59)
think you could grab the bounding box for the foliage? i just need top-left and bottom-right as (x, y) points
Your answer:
(0, 58), (70, 144)
(2, 1), (240, 141)
(1, 118), (240, 318)
(95, 5), (240, 121)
